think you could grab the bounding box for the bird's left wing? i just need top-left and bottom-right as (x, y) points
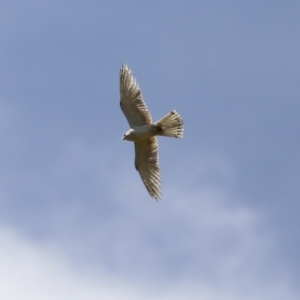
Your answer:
(120, 64), (152, 128)
(134, 137), (161, 200)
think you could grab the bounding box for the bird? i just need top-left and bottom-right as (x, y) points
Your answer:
(119, 64), (184, 200)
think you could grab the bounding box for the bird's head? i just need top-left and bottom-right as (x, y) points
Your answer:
(122, 129), (135, 141)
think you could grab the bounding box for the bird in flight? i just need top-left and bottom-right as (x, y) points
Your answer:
(119, 64), (184, 200)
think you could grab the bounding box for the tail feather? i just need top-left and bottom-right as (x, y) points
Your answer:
(155, 110), (184, 138)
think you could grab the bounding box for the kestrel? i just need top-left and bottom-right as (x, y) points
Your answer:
(120, 64), (184, 200)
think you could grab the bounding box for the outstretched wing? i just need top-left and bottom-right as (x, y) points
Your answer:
(134, 137), (161, 200)
(120, 64), (152, 128)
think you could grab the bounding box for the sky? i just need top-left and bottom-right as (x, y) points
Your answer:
(0, 1), (299, 299)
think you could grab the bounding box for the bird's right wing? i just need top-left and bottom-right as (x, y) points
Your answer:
(120, 64), (153, 128)
(134, 137), (161, 200)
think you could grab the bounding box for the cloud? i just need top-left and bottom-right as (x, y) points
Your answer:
(0, 226), (142, 300)
(0, 224), (298, 300)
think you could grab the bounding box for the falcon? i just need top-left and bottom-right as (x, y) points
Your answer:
(120, 64), (184, 200)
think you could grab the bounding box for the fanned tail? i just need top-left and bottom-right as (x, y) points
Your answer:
(154, 110), (184, 138)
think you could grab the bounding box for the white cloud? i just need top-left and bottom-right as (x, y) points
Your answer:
(0, 225), (298, 300)
(0, 226), (142, 300)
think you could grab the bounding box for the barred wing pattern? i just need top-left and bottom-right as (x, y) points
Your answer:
(134, 137), (161, 200)
(120, 64), (152, 127)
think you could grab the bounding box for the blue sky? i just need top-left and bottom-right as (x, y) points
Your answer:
(0, 1), (299, 299)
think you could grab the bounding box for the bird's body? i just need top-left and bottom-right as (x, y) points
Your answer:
(120, 64), (184, 200)
(123, 124), (161, 142)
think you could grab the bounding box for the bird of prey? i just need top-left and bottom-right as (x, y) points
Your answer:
(120, 64), (184, 200)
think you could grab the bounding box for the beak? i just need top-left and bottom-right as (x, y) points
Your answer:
(122, 135), (125, 140)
